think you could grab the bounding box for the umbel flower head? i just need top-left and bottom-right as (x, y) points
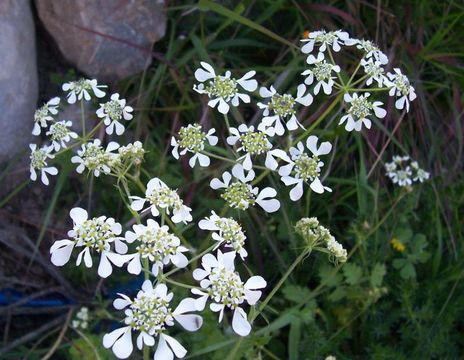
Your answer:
(339, 92), (386, 132)
(62, 78), (106, 104)
(32, 97), (60, 136)
(385, 68), (417, 112)
(96, 93), (134, 135)
(257, 84), (313, 136)
(103, 281), (202, 360)
(354, 38), (388, 65)
(199, 211), (248, 259)
(124, 219), (189, 276)
(29, 144), (58, 185)
(361, 58), (387, 87)
(210, 164), (280, 213)
(385, 155), (430, 187)
(49, 207), (128, 278)
(46, 120), (78, 151)
(72, 307), (90, 330)
(116, 141), (145, 165)
(295, 217), (347, 264)
(301, 52), (341, 95)
(300, 29), (355, 55)
(171, 123), (218, 167)
(279, 136), (332, 200)
(226, 124), (290, 170)
(71, 139), (119, 177)
(191, 250), (266, 336)
(130, 178), (192, 224)
(193, 62), (258, 114)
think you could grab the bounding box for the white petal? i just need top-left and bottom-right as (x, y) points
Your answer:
(245, 289), (262, 305)
(154, 335), (174, 360)
(171, 253), (188, 268)
(98, 252), (113, 278)
(217, 99), (230, 114)
(50, 240), (74, 266)
(174, 313), (203, 332)
(310, 177), (325, 194)
(164, 334), (187, 359)
(70, 207), (87, 224)
(232, 308), (252, 337)
(103, 327), (133, 359)
(244, 275), (267, 290)
(289, 181), (304, 201)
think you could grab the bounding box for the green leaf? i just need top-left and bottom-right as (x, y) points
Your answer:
(400, 262), (416, 280)
(370, 263), (387, 287)
(343, 263), (363, 285)
(329, 287), (347, 302)
(318, 264), (343, 287)
(288, 319), (301, 360)
(392, 258), (407, 269)
(282, 285), (311, 303)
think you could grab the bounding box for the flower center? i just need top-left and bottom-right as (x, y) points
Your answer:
(221, 182), (256, 210)
(178, 124), (207, 153)
(74, 218), (115, 253)
(214, 218), (246, 252)
(206, 76), (238, 100)
(348, 96), (373, 119)
(393, 74), (412, 96)
(358, 40), (379, 53)
(147, 186), (183, 212)
(136, 227), (179, 262)
(48, 122), (70, 142)
(34, 106), (49, 122)
(81, 143), (111, 171)
(30, 149), (48, 170)
(363, 61), (384, 78)
(118, 142), (145, 164)
(103, 100), (123, 120)
(207, 268), (245, 309)
(129, 293), (173, 334)
(269, 93), (295, 117)
(313, 61), (334, 82)
(75, 78), (93, 92)
(239, 131), (269, 155)
(315, 31), (337, 45)
(294, 153), (321, 181)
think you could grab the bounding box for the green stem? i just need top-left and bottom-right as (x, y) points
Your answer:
(80, 98), (86, 138)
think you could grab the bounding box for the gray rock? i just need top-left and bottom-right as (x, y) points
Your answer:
(35, 0), (167, 82)
(0, 0), (38, 163)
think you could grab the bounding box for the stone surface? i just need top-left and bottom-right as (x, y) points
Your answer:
(0, 0), (38, 163)
(35, 0), (167, 82)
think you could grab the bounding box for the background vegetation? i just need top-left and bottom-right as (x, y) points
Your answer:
(1, 0), (463, 359)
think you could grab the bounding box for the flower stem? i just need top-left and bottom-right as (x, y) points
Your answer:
(80, 98), (86, 138)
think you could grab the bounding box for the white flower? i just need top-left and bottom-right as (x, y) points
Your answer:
(301, 52), (341, 95)
(199, 211), (248, 259)
(326, 236), (347, 263)
(257, 84), (312, 136)
(339, 92), (386, 132)
(171, 124), (218, 167)
(117, 141), (145, 165)
(226, 124), (290, 170)
(103, 281), (202, 360)
(130, 178), (192, 224)
(49, 207), (128, 278)
(385, 156), (429, 186)
(71, 139), (119, 177)
(300, 30), (355, 55)
(279, 136), (332, 200)
(193, 62), (258, 114)
(62, 78), (106, 104)
(385, 68), (417, 112)
(29, 144), (58, 185)
(72, 307), (90, 330)
(361, 58), (387, 87)
(354, 39), (388, 65)
(96, 93), (134, 135)
(124, 219), (189, 276)
(46, 120), (78, 151)
(32, 97), (60, 135)
(210, 164), (280, 213)
(191, 250), (266, 336)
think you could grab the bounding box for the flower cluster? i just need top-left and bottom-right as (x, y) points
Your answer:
(295, 217), (347, 263)
(385, 155), (430, 187)
(72, 307), (90, 330)
(103, 281), (202, 359)
(29, 78), (142, 185)
(191, 250), (266, 336)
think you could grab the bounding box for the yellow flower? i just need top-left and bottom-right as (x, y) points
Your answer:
(390, 238), (405, 252)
